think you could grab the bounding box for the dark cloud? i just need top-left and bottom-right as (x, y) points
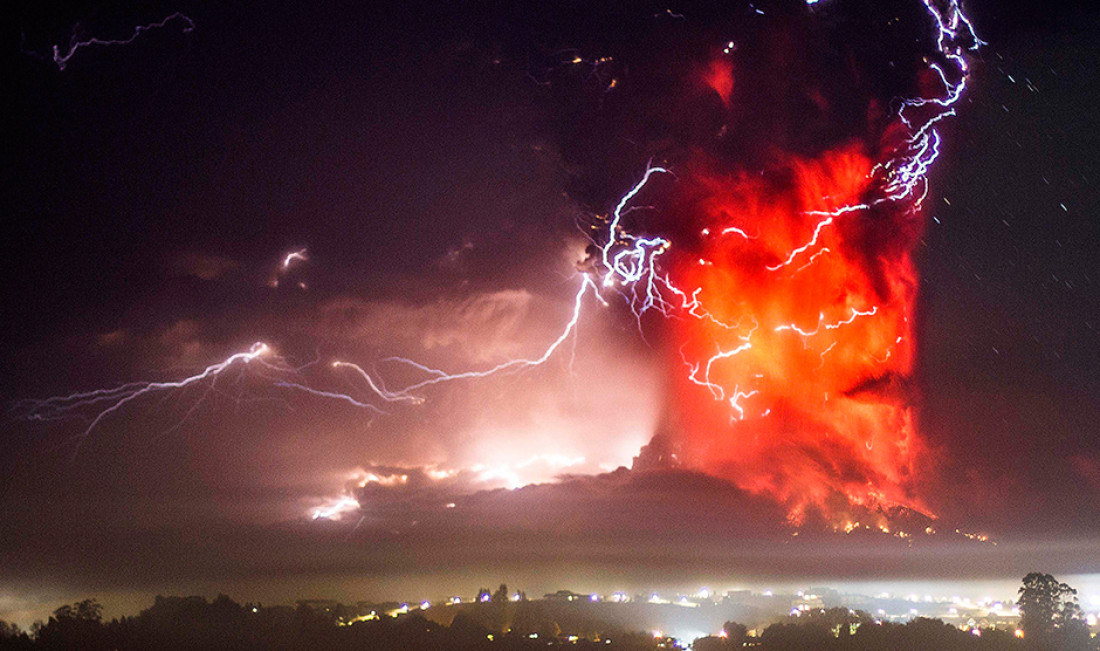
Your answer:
(168, 251), (240, 281)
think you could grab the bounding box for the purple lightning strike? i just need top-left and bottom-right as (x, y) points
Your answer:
(48, 12), (195, 71)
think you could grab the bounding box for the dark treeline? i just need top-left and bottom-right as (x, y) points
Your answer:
(700, 610), (1045, 651)
(0, 594), (659, 651)
(700, 593), (1091, 651)
(0, 574), (1095, 650)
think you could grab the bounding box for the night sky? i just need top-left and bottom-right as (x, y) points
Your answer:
(2, 0), (1098, 626)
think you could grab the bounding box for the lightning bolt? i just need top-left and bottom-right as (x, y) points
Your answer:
(380, 273), (605, 396)
(774, 306), (879, 337)
(49, 12), (194, 71)
(17, 343), (276, 446)
(282, 248), (309, 270)
(21, 0), (981, 524)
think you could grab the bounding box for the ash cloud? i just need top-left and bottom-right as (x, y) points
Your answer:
(516, 0), (965, 522)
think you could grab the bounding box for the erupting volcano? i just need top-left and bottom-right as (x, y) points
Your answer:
(16, 0), (982, 533)
(666, 143), (925, 525)
(11, 0), (1100, 631)
(577, 0), (980, 527)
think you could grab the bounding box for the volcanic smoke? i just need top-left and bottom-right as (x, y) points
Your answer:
(593, 0), (981, 526)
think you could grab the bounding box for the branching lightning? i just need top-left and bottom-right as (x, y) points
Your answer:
(20, 0), (981, 526)
(17, 343), (270, 443)
(48, 12), (194, 71)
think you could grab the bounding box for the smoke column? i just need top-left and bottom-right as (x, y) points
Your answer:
(578, 0), (981, 525)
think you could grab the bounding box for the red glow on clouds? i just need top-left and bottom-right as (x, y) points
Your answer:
(669, 142), (929, 525)
(703, 58), (735, 108)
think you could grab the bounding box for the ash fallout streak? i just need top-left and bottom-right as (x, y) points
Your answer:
(17, 0), (981, 530)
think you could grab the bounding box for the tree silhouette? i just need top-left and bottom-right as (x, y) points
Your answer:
(1018, 572), (1090, 650)
(1054, 599), (1091, 651)
(722, 620), (748, 646)
(30, 599), (108, 650)
(50, 600), (101, 624)
(759, 621), (832, 650)
(0, 620), (31, 650)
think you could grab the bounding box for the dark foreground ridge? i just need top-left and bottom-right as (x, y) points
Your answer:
(0, 574), (1095, 650)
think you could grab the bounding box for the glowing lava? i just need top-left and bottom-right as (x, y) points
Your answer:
(618, 0), (983, 525)
(669, 144), (925, 524)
